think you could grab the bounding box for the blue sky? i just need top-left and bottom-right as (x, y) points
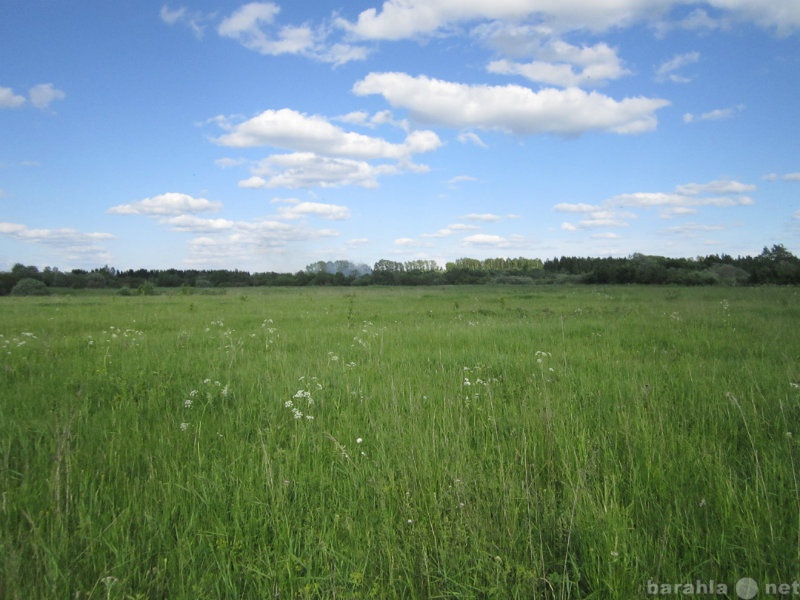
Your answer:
(1, 0), (799, 272)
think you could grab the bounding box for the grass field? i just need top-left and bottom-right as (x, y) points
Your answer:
(1, 285), (799, 598)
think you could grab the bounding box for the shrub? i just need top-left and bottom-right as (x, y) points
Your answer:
(10, 278), (50, 296)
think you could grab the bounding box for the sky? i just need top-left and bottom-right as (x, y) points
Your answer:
(1, 0), (799, 273)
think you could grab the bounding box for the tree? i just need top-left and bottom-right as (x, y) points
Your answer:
(10, 278), (50, 296)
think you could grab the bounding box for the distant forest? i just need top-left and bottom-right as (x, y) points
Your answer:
(2, 244), (799, 295)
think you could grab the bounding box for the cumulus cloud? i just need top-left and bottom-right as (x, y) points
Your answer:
(353, 72), (669, 135)
(488, 40), (630, 88)
(159, 215), (235, 232)
(0, 221), (114, 264)
(337, 0), (800, 40)
(107, 192), (223, 216)
(214, 109), (440, 188)
(0, 83), (65, 110)
(0, 86), (26, 108)
(214, 108), (441, 159)
(160, 5), (211, 37)
(558, 178), (756, 231)
(184, 221), (339, 266)
(216, 2), (366, 64)
(28, 83), (66, 110)
(273, 200), (351, 220)
(462, 233), (529, 249)
(421, 223), (480, 238)
(240, 153), (402, 189)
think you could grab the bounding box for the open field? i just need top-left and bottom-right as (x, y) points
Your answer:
(1, 285), (799, 598)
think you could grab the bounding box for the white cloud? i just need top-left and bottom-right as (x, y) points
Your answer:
(28, 83), (66, 110)
(675, 179), (756, 195)
(214, 108), (441, 159)
(1, 84), (65, 110)
(553, 202), (603, 212)
(683, 104), (744, 123)
(655, 51), (700, 83)
(338, 0), (800, 40)
(421, 223), (479, 238)
(665, 222), (725, 233)
(460, 213), (503, 222)
(0, 221), (114, 264)
(0, 86), (26, 108)
(457, 131), (488, 147)
(215, 109), (439, 189)
(242, 152), (401, 189)
(107, 192), (222, 215)
(160, 5), (210, 37)
(217, 2), (285, 50)
(794, 210), (800, 220)
(612, 191), (754, 208)
(216, 2), (365, 64)
(353, 72), (669, 136)
(160, 5), (187, 25)
(184, 220), (340, 266)
(462, 233), (529, 249)
(463, 234), (508, 246)
(160, 215), (236, 232)
(764, 172), (800, 182)
(669, 8), (729, 32)
(559, 178), (756, 232)
(275, 200), (351, 220)
(488, 40), (630, 88)
(447, 175), (478, 186)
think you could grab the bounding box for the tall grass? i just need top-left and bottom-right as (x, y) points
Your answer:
(1, 285), (798, 598)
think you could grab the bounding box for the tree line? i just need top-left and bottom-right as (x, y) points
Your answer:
(2, 245), (799, 295)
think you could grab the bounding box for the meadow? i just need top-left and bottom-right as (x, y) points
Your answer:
(1, 284), (799, 599)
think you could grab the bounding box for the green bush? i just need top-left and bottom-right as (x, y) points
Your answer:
(10, 277), (50, 296)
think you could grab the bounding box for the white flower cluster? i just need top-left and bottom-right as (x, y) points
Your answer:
(286, 377), (319, 420)
(1, 331), (38, 354)
(180, 377), (230, 429)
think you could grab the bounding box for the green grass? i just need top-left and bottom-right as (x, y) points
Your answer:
(1, 285), (799, 598)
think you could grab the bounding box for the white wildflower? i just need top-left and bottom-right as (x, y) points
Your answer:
(180, 422), (189, 431)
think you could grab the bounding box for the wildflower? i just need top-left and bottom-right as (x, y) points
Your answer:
(356, 438), (363, 444)
(184, 399), (193, 408)
(285, 400), (294, 408)
(221, 385), (229, 397)
(292, 408), (303, 420)
(180, 422), (189, 431)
